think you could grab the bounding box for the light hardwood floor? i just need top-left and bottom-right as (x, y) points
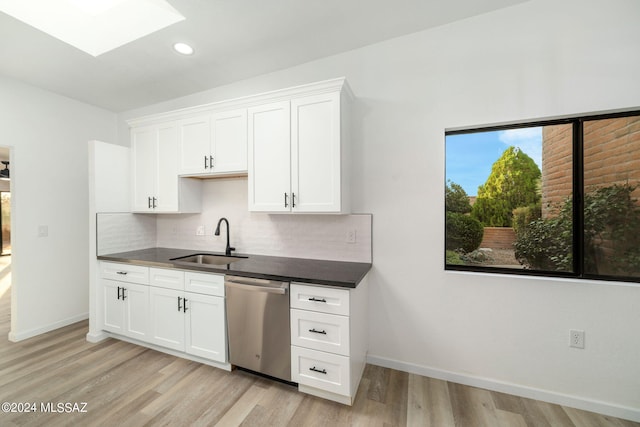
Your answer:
(0, 276), (637, 426)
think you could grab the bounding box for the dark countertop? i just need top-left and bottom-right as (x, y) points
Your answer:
(98, 247), (371, 288)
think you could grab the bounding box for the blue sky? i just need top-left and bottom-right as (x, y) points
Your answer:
(446, 127), (542, 196)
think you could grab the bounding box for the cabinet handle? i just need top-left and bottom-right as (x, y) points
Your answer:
(309, 366), (327, 375)
(308, 297), (327, 303)
(292, 192), (296, 208)
(204, 155), (208, 169)
(309, 328), (327, 335)
(178, 296), (183, 312)
(284, 192), (288, 207)
(116, 271), (128, 275)
(152, 197), (157, 209)
(117, 286), (121, 300)
(183, 298), (188, 312)
(121, 288), (127, 300)
(210, 156), (214, 169)
(148, 197), (152, 209)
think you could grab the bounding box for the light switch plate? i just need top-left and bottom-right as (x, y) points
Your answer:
(38, 225), (48, 237)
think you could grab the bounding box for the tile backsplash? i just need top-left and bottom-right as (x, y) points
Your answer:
(98, 177), (372, 263)
(96, 212), (156, 255)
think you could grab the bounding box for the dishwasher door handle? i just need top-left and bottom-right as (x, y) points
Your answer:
(225, 278), (288, 295)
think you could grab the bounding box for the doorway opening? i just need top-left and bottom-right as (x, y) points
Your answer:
(0, 147), (11, 340)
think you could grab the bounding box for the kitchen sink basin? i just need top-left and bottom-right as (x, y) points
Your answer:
(171, 253), (248, 266)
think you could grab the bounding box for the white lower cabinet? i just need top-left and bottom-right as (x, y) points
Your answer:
(149, 286), (226, 363)
(291, 346), (350, 397)
(290, 279), (369, 405)
(101, 279), (149, 340)
(185, 292), (226, 361)
(99, 262), (227, 365)
(149, 286), (185, 350)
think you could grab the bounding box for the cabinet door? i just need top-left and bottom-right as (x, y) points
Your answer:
(155, 123), (179, 212)
(185, 293), (226, 362)
(123, 283), (149, 340)
(131, 126), (157, 212)
(101, 279), (125, 334)
(211, 109), (247, 174)
(291, 92), (342, 212)
(248, 101), (291, 212)
(177, 115), (211, 175)
(149, 287), (185, 351)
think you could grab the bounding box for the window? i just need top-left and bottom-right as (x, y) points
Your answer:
(445, 110), (640, 283)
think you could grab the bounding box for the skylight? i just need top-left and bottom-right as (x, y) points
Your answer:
(0, 0), (185, 56)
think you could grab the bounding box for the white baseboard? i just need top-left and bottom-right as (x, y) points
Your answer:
(367, 354), (640, 423)
(85, 330), (109, 343)
(8, 312), (89, 342)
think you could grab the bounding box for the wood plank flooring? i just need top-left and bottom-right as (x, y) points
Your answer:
(0, 276), (637, 426)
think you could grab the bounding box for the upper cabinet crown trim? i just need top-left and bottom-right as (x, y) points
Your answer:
(127, 77), (353, 128)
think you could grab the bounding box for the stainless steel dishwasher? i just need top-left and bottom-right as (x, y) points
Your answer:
(225, 275), (291, 382)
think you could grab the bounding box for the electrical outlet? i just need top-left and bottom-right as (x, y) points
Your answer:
(569, 329), (585, 349)
(196, 225), (205, 236)
(346, 229), (356, 244)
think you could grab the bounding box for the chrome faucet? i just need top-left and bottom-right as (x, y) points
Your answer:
(214, 217), (235, 256)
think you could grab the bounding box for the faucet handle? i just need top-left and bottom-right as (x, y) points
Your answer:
(229, 247), (236, 253)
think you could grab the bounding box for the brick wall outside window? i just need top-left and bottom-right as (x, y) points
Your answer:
(541, 117), (640, 218)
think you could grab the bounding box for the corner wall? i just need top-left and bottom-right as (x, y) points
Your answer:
(118, 0), (640, 419)
(0, 76), (116, 340)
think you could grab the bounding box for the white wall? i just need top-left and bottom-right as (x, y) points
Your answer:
(118, 0), (640, 419)
(0, 76), (116, 340)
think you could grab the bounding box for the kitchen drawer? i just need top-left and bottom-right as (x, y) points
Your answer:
(291, 309), (350, 356)
(100, 262), (149, 285)
(290, 284), (349, 316)
(184, 271), (224, 297)
(291, 346), (349, 396)
(150, 268), (184, 291)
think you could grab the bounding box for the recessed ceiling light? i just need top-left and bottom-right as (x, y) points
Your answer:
(0, 0), (185, 56)
(173, 42), (194, 55)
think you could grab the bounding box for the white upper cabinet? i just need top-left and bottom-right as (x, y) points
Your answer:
(211, 109), (248, 173)
(248, 101), (291, 212)
(127, 77), (351, 214)
(131, 122), (201, 213)
(131, 125), (157, 212)
(248, 82), (351, 214)
(291, 92), (342, 213)
(177, 115), (211, 175)
(177, 109), (248, 176)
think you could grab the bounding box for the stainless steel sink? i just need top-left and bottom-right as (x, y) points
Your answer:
(171, 253), (248, 266)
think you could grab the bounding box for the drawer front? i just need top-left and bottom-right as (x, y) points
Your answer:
(184, 271), (225, 297)
(291, 346), (349, 396)
(290, 284), (349, 316)
(150, 268), (184, 291)
(100, 262), (149, 285)
(291, 309), (350, 356)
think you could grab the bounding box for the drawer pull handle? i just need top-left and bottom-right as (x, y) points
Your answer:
(309, 366), (327, 375)
(116, 271), (128, 275)
(309, 328), (327, 335)
(308, 297), (326, 303)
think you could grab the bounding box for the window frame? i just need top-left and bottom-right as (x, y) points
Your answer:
(445, 109), (640, 284)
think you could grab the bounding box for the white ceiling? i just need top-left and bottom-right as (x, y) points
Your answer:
(0, 0), (525, 112)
